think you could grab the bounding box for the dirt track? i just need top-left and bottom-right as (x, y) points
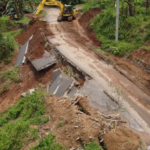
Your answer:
(43, 7), (150, 141)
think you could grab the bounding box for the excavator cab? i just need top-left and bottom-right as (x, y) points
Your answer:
(63, 5), (73, 14)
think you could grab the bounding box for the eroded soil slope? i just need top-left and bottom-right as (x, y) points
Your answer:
(79, 8), (101, 46)
(0, 19), (55, 111)
(22, 95), (141, 150)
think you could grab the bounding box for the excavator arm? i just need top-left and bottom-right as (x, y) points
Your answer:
(45, 1), (64, 15)
(35, 0), (46, 15)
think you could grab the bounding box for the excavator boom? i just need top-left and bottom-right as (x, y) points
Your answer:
(35, 0), (78, 22)
(35, 0), (46, 15)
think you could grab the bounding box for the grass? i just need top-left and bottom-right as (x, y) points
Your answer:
(141, 46), (150, 51)
(84, 141), (103, 150)
(16, 16), (31, 24)
(0, 67), (21, 94)
(0, 16), (26, 63)
(57, 120), (64, 128)
(82, 0), (150, 56)
(62, 65), (74, 77)
(0, 89), (47, 150)
(40, 10), (47, 16)
(75, 4), (86, 10)
(3, 29), (23, 37)
(30, 133), (67, 150)
(39, 10), (47, 21)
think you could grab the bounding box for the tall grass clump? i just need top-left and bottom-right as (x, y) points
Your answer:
(0, 89), (48, 150)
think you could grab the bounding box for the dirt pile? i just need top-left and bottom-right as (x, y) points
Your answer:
(0, 62), (62, 112)
(15, 19), (53, 45)
(15, 19), (53, 60)
(23, 96), (141, 150)
(78, 8), (101, 46)
(104, 128), (141, 150)
(128, 41), (150, 72)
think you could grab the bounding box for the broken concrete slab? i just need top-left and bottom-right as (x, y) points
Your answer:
(15, 35), (33, 67)
(30, 51), (56, 71)
(54, 75), (73, 97)
(49, 69), (74, 97)
(49, 70), (62, 94)
(79, 79), (118, 112)
(51, 69), (61, 83)
(15, 41), (28, 67)
(67, 86), (78, 98)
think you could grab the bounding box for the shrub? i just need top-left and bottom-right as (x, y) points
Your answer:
(0, 89), (47, 126)
(0, 89), (47, 150)
(0, 119), (39, 150)
(84, 141), (103, 150)
(0, 33), (17, 63)
(30, 133), (67, 150)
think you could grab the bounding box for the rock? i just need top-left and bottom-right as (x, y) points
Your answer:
(147, 146), (150, 150)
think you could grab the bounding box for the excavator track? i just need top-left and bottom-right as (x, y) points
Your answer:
(57, 15), (62, 22)
(68, 16), (73, 22)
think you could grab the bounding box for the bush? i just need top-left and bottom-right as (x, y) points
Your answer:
(0, 119), (39, 150)
(82, 0), (114, 13)
(84, 141), (103, 150)
(0, 89), (47, 150)
(0, 33), (17, 63)
(30, 133), (67, 150)
(0, 89), (47, 126)
(87, 2), (150, 56)
(0, 67), (21, 94)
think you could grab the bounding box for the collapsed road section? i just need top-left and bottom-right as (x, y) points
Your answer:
(43, 8), (150, 139)
(13, 16), (150, 147)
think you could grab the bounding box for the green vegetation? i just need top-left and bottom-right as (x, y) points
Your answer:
(84, 141), (103, 150)
(0, 15), (29, 63)
(17, 16), (30, 24)
(30, 133), (67, 150)
(0, 32), (18, 63)
(83, 0), (150, 56)
(0, 89), (47, 150)
(57, 120), (64, 128)
(0, 67), (21, 94)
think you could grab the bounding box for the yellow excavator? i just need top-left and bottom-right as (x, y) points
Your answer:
(35, 0), (78, 22)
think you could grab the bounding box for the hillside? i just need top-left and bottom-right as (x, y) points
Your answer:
(79, 0), (150, 71)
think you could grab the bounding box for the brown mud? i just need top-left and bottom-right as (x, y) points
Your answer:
(0, 19), (55, 111)
(128, 41), (150, 72)
(104, 128), (142, 150)
(21, 96), (141, 150)
(78, 8), (101, 46)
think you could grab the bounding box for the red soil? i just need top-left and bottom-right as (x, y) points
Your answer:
(15, 19), (53, 60)
(78, 8), (101, 46)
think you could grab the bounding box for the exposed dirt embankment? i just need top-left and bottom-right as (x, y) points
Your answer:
(78, 8), (101, 46)
(0, 19), (55, 111)
(128, 40), (150, 72)
(23, 95), (141, 150)
(15, 19), (53, 60)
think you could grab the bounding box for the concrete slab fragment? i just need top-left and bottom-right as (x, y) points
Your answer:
(68, 86), (78, 98)
(30, 51), (56, 71)
(15, 36), (33, 67)
(79, 79), (118, 112)
(49, 70), (73, 97)
(51, 69), (61, 83)
(54, 75), (73, 97)
(119, 110), (144, 132)
(21, 89), (35, 97)
(15, 42), (28, 66)
(49, 73), (62, 94)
